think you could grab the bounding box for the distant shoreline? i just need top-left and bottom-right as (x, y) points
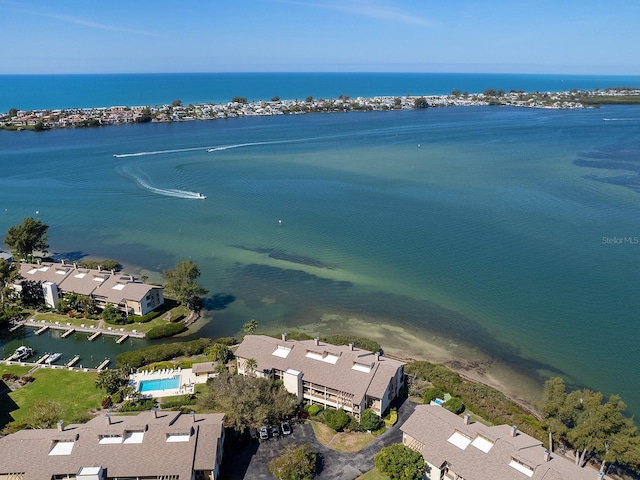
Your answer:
(2, 87), (640, 131)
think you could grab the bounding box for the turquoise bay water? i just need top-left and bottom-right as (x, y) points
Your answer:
(2, 72), (640, 112)
(0, 104), (639, 415)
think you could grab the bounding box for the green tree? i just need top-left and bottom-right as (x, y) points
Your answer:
(171, 99), (182, 107)
(197, 373), (297, 431)
(232, 96), (247, 104)
(163, 260), (208, 309)
(374, 444), (426, 480)
(19, 280), (44, 307)
(271, 96), (280, 102)
(413, 97), (428, 109)
(305, 96), (314, 103)
(269, 444), (317, 480)
(0, 258), (19, 305)
(102, 303), (124, 324)
(95, 369), (129, 396)
(4, 217), (49, 261)
(208, 342), (234, 364)
(360, 408), (383, 431)
(25, 399), (63, 429)
(541, 377), (640, 473)
(8, 108), (18, 118)
(244, 357), (257, 376)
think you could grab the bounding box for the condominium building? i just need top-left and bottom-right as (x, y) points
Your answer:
(15, 261), (164, 315)
(0, 410), (225, 480)
(401, 405), (606, 480)
(234, 334), (405, 419)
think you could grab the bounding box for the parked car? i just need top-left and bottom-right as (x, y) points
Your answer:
(249, 428), (259, 440)
(259, 426), (269, 440)
(281, 421), (292, 435)
(271, 424), (280, 439)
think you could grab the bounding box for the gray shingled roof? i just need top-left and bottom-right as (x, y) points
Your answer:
(0, 411), (224, 480)
(17, 261), (161, 305)
(235, 335), (404, 405)
(401, 405), (606, 480)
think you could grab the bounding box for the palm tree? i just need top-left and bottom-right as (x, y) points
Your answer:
(245, 358), (257, 376)
(243, 319), (258, 333)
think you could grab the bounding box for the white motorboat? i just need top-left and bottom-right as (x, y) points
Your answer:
(45, 353), (62, 364)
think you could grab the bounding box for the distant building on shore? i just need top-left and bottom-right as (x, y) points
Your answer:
(13, 261), (164, 316)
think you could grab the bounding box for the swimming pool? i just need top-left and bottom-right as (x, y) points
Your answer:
(139, 376), (180, 393)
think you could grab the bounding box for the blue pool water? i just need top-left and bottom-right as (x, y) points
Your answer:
(139, 376), (180, 393)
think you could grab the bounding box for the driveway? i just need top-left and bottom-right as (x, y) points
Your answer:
(220, 399), (417, 480)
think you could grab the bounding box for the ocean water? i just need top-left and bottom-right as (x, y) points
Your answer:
(2, 72), (640, 112)
(0, 74), (639, 417)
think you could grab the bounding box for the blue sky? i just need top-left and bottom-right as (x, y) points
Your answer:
(1, 0), (639, 75)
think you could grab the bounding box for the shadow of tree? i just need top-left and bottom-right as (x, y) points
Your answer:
(204, 293), (236, 311)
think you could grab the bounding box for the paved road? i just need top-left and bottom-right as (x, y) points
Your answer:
(220, 400), (416, 480)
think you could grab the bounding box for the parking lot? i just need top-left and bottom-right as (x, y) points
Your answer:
(219, 400), (415, 480)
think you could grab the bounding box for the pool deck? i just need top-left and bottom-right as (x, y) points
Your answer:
(129, 367), (208, 398)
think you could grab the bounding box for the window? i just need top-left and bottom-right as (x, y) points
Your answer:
(447, 431), (472, 450)
(351, 362), (372, 373)
(509, 458), (534, 477)
(123, 430), (144, 443)
(272, 345), (292, 358)
(471, 435), (494, 453)
(166, 433), (191, 442)
(49, 440), (74, 456)
(98, 434), (123, 444)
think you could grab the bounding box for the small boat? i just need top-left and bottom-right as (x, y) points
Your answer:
(197, 193), (207, 200)
(206, 148), (214, 152)
(45, 353), (62, 364)
(13, 346), (33, 360)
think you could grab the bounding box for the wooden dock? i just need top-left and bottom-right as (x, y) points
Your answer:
(8, 322), (24, 333)
(65, 355), (80, 368)
(34, 325), (49, 335)
(61, 328), (75, 338)
(97, 359), (110, 371)
(35, 354), (50, 365)
(88, 331), (101, 341)
(116, 334), (129, 344)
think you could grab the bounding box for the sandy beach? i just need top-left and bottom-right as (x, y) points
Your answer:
(272, 312), (545, 414)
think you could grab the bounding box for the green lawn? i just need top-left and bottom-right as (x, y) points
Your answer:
(356, 467), (389, 480)
(0, 365), (102, 428)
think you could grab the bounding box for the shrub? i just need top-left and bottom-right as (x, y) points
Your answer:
(160, 394), (196, 409)
(307, 404), (322, 416)
(384, 407), (398, 427)
(119, 398), (156, 412)
(444, 397), (465, 415)
(102, 396), (112, 410)
(323, 409), (350, 432)
(146, 321), (187, 339)
(116, 338), (211, 368)
(320, 334), (381, 354)
(360, 408), (384, 431)
(423, 386), (444, 404)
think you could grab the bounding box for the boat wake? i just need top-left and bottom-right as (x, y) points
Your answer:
(113, 146), (206, 158)
(120, 166), (205, 199)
